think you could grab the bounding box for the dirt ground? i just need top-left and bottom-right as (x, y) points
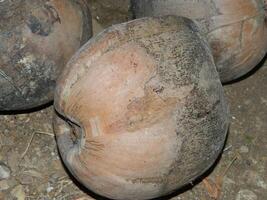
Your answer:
(0, 1), (267, 200)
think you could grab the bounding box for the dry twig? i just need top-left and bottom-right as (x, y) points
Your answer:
(20, 130), (54, 159)
(202, 154), (238, 199)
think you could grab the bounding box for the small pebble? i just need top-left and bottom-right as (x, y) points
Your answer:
(0, 162), (11, 180)
(240, 146), (249, 153)
(18, 175), (33, 185)
(243, 170), (267, 189)
(7, 150), (20, 172)
(224, 177), (236, 185)
(46, 186), (54, 193)
(11, 184), (25, 200)
(236, 189), (257, 200)
(0, 180), (9, 191)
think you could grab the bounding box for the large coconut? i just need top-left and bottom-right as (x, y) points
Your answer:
(0, 0), (92, 111)
(53, 16), (229, 200)
(132, 0), (267, 83)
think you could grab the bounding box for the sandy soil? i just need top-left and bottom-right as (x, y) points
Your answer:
(0, 1), (266, 199)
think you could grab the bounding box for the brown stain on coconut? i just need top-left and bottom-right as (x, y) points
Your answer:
(26, 4), (61, 36)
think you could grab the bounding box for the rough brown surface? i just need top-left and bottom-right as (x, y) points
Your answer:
(53, 16), (228, 199)
(132, 0), (267, 83)
(0, 1), (267, 200)
(0, 0), (92, 111)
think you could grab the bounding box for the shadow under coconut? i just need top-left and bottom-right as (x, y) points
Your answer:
(0, 101), (53, 115)
(223, 53), (267, 85)
(57, 127), (230, 200)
